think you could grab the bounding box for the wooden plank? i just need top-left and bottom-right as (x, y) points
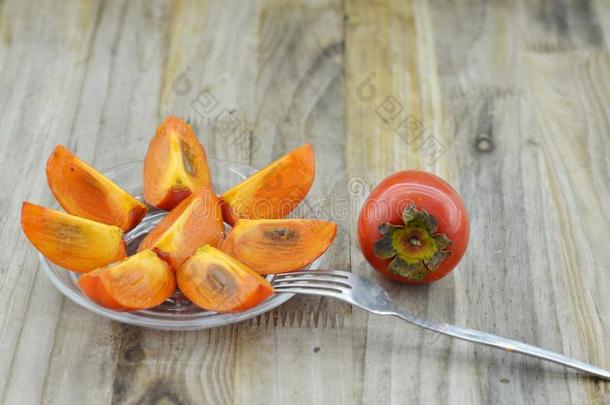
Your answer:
(431, 2), (547, 402)
(0, 1), (121, 404)
(522, 48), (610, 404)
(1, 0), (609, 404)
(40, 1), (188, 404)
(34, 0), (349, 403)
(219, 1), (353, 403)
(99, 1), (259, 403)
(345, 0), (610, 404)
(96, 0), (351, 402)
(520, 0), (606, 51)
(436, 0), (610, 403)
(345, 1), (457, 403)
(594, 0), (610, 51)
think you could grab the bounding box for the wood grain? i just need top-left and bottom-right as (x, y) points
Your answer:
(0, 0), (608, 404)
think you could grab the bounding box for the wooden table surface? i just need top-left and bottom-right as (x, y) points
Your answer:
(1, 0), (609, 404)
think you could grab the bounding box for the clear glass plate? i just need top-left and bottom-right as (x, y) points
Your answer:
(39, 159), (321, 330)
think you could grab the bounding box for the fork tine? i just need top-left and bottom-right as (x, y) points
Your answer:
(273, 282), (349, 292)
(273, 270), (351, 279)
(274, 288), (345, 297)
(273, 277), (352, 288)
(274, 286), (346, 297)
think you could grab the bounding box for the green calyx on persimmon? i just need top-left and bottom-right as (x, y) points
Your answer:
(374, 203), (452, 280)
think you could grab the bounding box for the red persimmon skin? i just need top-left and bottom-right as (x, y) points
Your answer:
(357, 170), (469, 284)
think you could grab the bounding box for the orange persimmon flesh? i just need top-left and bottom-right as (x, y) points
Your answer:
(46, 145), (147, 232)
(21, 202), (126, 273)
(143, 116), (212, 210)
(177, 245), (273, 313)
(138, 187), (224, 270)
(220, 144), (315, 226)
(78, 249), (175, 311)
(221, 219), (336, 274)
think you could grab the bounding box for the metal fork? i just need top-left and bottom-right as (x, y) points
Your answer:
(272, 270), (610, 380)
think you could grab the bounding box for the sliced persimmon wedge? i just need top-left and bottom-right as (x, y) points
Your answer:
(21, 202), (126, 273)
(46, 145), (147, 232)
(143, 116), (212, 210)
(220, 144), (315, 226)
(78, 249), (175, 311)
(137, 186), (224, 270)
(220, 219), (336, 274)
(177, 245), (273, 313)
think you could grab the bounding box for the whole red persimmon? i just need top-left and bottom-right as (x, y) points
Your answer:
(357, 170), (469, 284)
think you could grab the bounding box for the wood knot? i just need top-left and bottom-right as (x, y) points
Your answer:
(475, 134), (494, 153)
(123, 346), (146, 364)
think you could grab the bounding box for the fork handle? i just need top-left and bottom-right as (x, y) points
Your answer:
(391, 311), (610, 380)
